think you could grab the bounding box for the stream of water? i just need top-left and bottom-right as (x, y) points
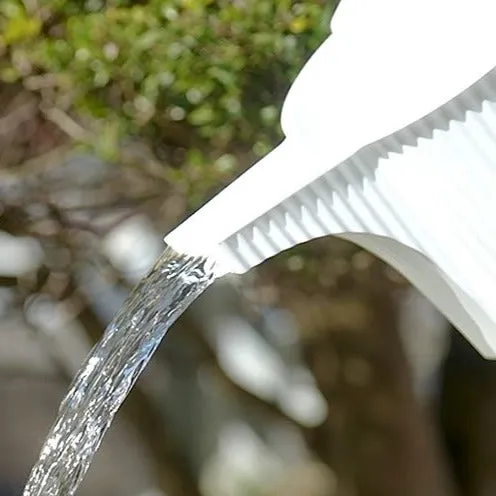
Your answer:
(22, 246), (217, 496)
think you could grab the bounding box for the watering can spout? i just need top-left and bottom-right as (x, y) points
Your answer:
(165, 0), (496, 358)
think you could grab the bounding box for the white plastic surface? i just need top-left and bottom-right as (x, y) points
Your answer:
(165, 0), (496, 357)
(284, 0), (496, 148)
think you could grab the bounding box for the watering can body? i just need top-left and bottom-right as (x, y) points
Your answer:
(166, 0), (496, 358)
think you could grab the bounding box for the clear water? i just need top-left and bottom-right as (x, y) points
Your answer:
(23, 246), (217, 496)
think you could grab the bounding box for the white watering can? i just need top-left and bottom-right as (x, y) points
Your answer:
(166, 0), (496, 358)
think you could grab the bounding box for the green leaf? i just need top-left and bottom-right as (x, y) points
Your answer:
(3, 16), (41, 44)
(188, 105), (216, 126)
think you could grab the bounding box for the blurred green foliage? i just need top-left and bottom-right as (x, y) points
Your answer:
(1, 0), (334, 203)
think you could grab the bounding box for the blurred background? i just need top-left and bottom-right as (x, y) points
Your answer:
(1, 1), (495, 495)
